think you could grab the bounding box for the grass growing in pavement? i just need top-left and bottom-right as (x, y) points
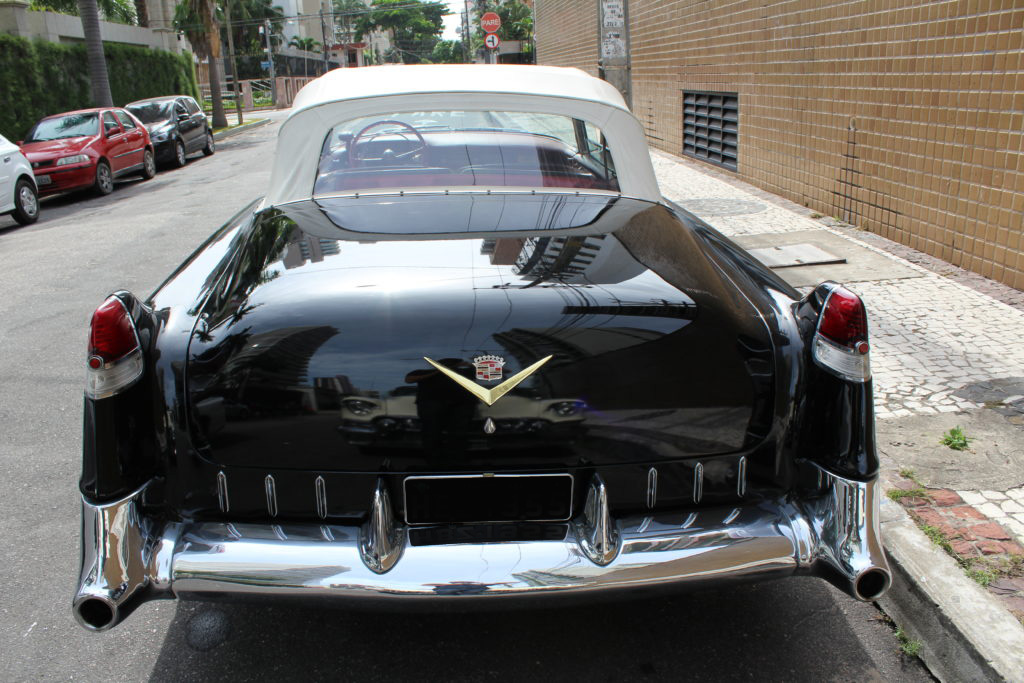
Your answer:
(211, 118), (268, 135)
(966, 567), (997, 587)
(940, 425), (970, 450)
(887, 487), (930, 502)
(887, 468), (931, 502)
(895, 627), (922, 657)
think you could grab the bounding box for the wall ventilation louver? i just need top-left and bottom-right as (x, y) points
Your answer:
(683, 91), (739, 171)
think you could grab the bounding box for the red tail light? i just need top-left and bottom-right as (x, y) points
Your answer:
(86, 296), (144, 398)
(813, 286), (871, 382)
(818, 287), (870, 354)
(88, 297), (139, 366)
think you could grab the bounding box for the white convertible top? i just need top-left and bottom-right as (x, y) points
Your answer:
(266, 64), (661, 205)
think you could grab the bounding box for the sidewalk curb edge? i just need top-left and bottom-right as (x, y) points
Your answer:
(213, 117), (272, 141)
(879, 498), (1024, 681)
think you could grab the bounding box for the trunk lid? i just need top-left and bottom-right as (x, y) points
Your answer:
(185, 195), (775, 473)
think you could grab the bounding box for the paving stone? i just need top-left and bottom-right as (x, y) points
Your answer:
(1008, 488), (1024, 501)
(950, 539), (975, 554)
(978, 540), (1006, 554)
(978, 502), (1007, 518)
(982, 490), (1009, 500)
(989, 577), (1024, 594)
(969, 522), (1012, 540)
(959, 490), (987, 505)
(910, 508), (947, 528)
(948, 505), (986, 520)
(1002, 500), (1024, 514)
(999, 595), (1024, 618)
(929, 489), (964, 506)
(1001, 541), (1024, 556)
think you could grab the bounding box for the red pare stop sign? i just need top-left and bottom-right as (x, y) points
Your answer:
(481, 11), (501, 33)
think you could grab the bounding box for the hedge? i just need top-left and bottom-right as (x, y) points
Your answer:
(0, 33), (199, 140)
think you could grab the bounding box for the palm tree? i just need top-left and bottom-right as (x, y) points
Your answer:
(175, 0), (229, 129)
(289, 36), (321, 77)
(77, 0), (113, 106)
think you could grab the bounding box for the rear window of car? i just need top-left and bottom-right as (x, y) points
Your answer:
(314, 110), (619, 195)
(26, 113), (99, 142)
(127, 102), (172, 124)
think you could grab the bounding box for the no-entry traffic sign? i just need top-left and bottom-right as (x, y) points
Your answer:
(484, 33), (501, 50)
(481, 11), (501, 34)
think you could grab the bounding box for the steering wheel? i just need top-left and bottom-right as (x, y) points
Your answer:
(348, 119), (429, 167)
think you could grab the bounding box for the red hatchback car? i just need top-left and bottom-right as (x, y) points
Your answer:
(20, 108), (155, 196)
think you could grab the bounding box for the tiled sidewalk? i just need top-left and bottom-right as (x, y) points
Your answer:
(652, 149), (1024, 422)
(650, 148), (1024, 556)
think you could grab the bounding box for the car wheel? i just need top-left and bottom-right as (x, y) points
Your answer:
(11, 178), (39, 225)
(94, 161), (114, 196)
(141, 149), (156, 179)
(173, 140), (187, 168)
(203, 131), (215, 156)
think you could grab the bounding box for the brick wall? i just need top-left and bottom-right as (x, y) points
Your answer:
(534, 0), (599, 76)
(535, 0), (1024, 289)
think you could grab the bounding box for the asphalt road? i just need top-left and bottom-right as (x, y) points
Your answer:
(0, 114), (932, 682)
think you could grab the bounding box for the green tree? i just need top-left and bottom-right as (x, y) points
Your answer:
(223, 0), (284, 56)
(289, 36), (321, 76)
(354, 0), (446, 64)
(473, 0), (532, 62)
(175, 0), (228, 128)
(333, 0), (365, 44)
(77, 0), (113, 106)
(31, 0), (136, 23)
(429, 39), (464, 64)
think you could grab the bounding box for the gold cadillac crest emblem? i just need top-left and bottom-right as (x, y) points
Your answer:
(423, 355), (553, 406)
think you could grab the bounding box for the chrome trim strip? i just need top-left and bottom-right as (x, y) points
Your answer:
(74, 470), (892, 630)
(216, 471), (229, 513)
(264, 475), (278, 518)
(315, 476), (327, 520)
(575, 474), (620, 566)
(402, 473), (574, 526)
(737, 457), (747, 497)
(360, 478), (404, 574)
(646, 467), (658, 509)
(693, 462), (704, 503)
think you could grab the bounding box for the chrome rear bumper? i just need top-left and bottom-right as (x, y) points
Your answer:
(73, 467), (891, 631)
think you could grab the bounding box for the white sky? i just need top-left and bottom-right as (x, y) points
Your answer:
(442, 1), (463, 40)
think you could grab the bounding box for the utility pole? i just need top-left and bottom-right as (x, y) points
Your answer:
(320, 7), (330, 73)
(223, 0), (243, 125)
(263, 19), (277, 105)
(462, 0), (470, 62)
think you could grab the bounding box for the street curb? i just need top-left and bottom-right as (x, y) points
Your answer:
(212, 117), (272, 141)
(878, 497), (1024, 681)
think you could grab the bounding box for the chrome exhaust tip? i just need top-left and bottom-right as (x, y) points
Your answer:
(853, 567), (891, 602)
(73, 595), (118, 632)
(802, 466), (893, 602)
(73, 486), (163, 632)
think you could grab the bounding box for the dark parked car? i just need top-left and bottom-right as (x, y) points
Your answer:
(73, 65), (891, 632)
(20, 108), (155, 196)
(125, 95), (214, 168)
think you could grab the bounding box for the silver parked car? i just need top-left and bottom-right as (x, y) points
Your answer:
(0, 133), (39, 225)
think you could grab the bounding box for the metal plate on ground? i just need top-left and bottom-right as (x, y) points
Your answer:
(748, 243), (846, 269)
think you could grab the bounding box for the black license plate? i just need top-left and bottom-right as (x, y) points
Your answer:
(404, 474), (573, 525)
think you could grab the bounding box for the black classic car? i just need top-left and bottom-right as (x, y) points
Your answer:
(74, 65), (890, 632)
(125, 95), (214, 169)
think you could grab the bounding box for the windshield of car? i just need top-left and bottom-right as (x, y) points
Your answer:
(26, 113), (99, 141)
(314, 110), (619, 195)
(126, 102), (172, 124)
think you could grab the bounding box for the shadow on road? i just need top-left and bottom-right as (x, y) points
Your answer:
(146, 578), (923, 682)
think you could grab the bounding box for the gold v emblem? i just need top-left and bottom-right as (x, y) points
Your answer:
(423, 355), (553, 406)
